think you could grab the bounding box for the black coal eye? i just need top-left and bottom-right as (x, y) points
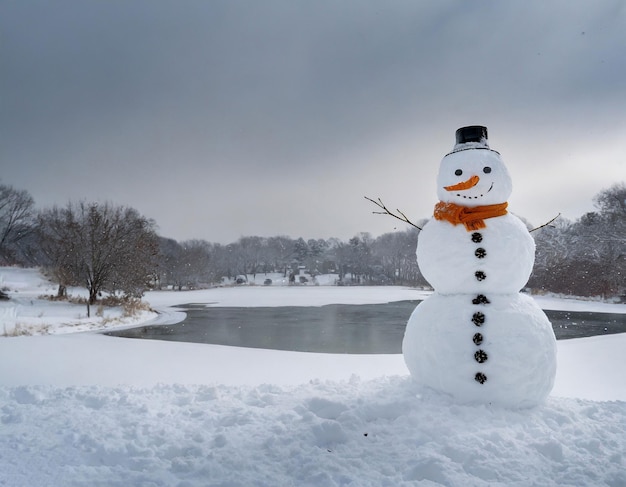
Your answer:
(455, 169), (463, 176)
(483, 167), (492, 174)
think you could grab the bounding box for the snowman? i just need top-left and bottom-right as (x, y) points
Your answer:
(402, 126), (557, 408)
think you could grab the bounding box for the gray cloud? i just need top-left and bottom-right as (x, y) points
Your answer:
(2, 0), (625, 242)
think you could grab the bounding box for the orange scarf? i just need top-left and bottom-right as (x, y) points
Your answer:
(434, 201), (508, 231)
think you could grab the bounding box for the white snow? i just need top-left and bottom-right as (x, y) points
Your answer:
(1, 267), (625, 486)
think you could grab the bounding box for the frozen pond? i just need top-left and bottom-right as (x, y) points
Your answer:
(107, 301), (626, 353)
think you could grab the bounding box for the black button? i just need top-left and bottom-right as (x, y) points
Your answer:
(475, 372), (487, 384)
(472, 294), (490, 305)
(475, 248), (487, 259)
(475, 271), (486, 281)
(471, 232), (483, 243)
(474, 350), (488, 363)
(472, 312), (485, 325)
(473, 333), (483, 345)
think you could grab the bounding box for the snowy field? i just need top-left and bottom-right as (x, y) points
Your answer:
(1, 267), (625, 486)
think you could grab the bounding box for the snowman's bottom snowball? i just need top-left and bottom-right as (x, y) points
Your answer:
(402, 292), (557, 408)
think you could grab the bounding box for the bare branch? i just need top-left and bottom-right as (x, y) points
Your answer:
(529, 213), (561, 233)
(364, 196), (422, 231)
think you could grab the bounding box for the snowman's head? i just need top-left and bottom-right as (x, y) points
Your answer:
(436, 126), (512, 206)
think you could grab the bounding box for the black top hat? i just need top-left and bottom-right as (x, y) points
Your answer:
(456, 126), (488, 145)
(447, 125), (497, 155)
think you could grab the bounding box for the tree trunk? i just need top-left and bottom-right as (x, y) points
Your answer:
(57, 284), (67, 298)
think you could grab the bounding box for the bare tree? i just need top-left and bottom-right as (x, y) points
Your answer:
(530, 183), (625, 298)
(0, 183), (35, 264)
(346, 233), (374, 284)
(38, 201), (158, 306)
(155, 237), (184, 290)
(238, 236), (265, 278)
(178, 239), (213, 289)
(593, 182), (626, 216)
(371, 229), (424, 285)
(266, 236), (295, 276)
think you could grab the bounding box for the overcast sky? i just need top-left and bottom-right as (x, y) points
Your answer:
(2, 1), (625, 243)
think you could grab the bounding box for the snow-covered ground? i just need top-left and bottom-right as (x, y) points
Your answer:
(1, 267), (625, 486)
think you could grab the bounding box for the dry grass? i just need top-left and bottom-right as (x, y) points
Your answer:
(39, 293), (153, 315)
(121, 297), (153, 318)
(2, 323), (32, 337)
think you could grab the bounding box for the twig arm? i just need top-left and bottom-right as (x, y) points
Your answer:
(529, 213), (561, 233)
(364, 196), (422, 231)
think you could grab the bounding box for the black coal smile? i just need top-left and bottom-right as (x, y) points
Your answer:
(457, 182), (494, 200)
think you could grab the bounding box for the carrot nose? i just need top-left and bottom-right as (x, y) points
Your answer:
(444, 175), (479, 191)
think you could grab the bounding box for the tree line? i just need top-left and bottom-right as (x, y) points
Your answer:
(0, 181), (624, 301)
(529, 183), (625, 299)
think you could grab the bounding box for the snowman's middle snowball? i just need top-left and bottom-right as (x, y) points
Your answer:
(417, 213), (535, 295)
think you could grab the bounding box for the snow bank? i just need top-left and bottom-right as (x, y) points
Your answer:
(533, 294), (626, 314)
(0, 334), (408, 388)
(145, 284), (428, 309)
(1, 378), (624, 487)
(0, 267), (157, 336)
(1, 328), (625, 401)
